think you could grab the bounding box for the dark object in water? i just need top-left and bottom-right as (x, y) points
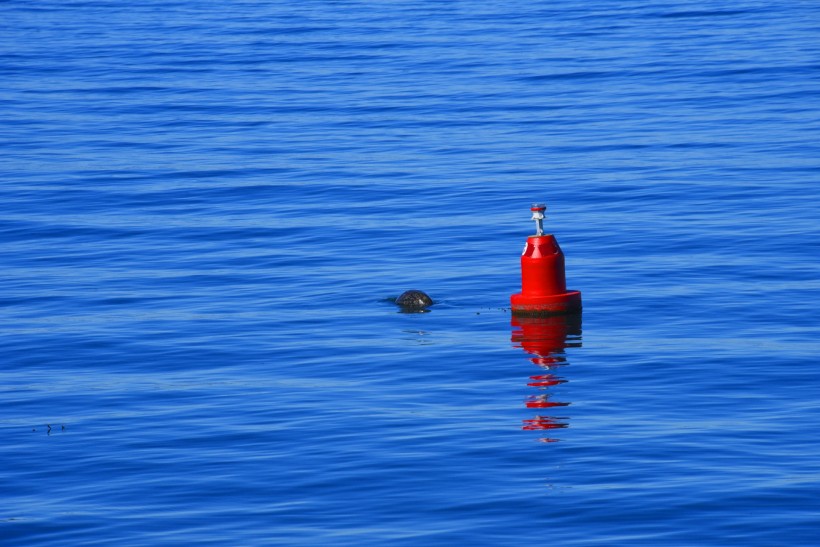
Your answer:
(395, 290), (433, 310)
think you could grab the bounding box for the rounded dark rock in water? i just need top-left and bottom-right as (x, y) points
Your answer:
(395, 290), (433, 310)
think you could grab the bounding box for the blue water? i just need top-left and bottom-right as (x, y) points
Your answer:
(2, 0), (820, 544)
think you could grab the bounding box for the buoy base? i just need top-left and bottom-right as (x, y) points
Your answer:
(510, 290), (582, 317)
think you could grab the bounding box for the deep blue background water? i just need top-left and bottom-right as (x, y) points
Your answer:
(2, 1), (820, 544)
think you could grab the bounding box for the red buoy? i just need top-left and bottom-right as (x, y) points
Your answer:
(510, 203), (581, 316)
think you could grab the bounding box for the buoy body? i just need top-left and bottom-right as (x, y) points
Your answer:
(511, 233), (581, 316)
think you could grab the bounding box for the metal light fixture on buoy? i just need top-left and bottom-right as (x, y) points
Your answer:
(510, 203), (582, 316)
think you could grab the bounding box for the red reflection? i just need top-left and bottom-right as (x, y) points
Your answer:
(512, 314), (581, 442)
(527, 374), (566, 388)
(522, 416), (569, 430)
(525, 394), (570, 408)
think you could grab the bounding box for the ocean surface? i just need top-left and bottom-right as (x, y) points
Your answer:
(2, 0), (820, 544)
